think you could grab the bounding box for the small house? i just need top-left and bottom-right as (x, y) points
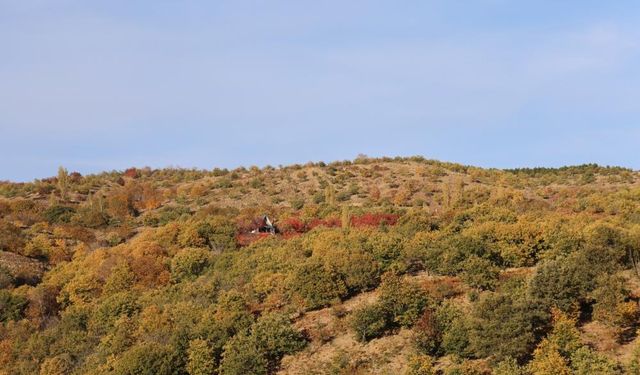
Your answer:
(251, 215), (277, 234)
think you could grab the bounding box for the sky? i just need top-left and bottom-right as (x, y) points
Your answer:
(1, 1), (640, 181)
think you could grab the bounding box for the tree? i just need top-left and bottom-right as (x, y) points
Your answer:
(528, 341), (571, 375)
(187, 339), (216, 375)
(251, 313), (307, 368)
(291, 259), (347, 309)
(350, 303), (390, 342)
(39, 353), (73, 375)
(112, 343), (176, 375)
(378, 272), (429, 327)
(57, 166), (69, 201)
(0, 290), (27, 322)
(219, 333), (268, 375)
(413, 308), (441, 356)
(469, 292), (538, 362)
(460, 255), (500, 291)
(171, 248), (212, 283)
(570, 347), (621, 375)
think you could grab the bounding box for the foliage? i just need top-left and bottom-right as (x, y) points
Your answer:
(468, 292), (540, 363)
(404, 354), (436, 375)
(350, 302), (390, 342)
(0, 158), (639, 373)
(291, 259), (347, 309)
(170, 248), (213, 283)
(0, 289), (28, 322)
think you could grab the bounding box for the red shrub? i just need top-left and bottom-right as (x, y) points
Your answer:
(307, 217), (341, 230)
(123, 168), (140, 179)
(279, 217), (306, 234)
(350, 213), (399, 228)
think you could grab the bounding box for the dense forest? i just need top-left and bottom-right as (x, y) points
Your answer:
(1, 156), (640, 374)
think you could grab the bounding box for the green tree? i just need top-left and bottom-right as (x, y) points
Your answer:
(460, 255), (500, 291)
(0, 290), (27, 322)
(219, 333), (268, 375)
(570, 347), (621, 375)
(378, 272), (429, 327)
(469, 292), (538, 362)
(350, 303), (390, 342)
(251, 313), (307, 368)
(171, 248), (213, 283)
(113, 343), (176, 375)
(187, 339), (216, 375)
(291, 259), (347, 309)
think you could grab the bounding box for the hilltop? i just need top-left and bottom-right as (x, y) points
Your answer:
(1, 156), (640, 374)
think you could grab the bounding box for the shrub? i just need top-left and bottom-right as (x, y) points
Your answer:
(0, 265), (14, 289)
(291, 259), (347, 309)
(469, 292), (538, 362)
(91, 292), (140, 333)
(171, 248), (213, 283)
(350, 303), (390, 342)
(186, 339), (216, 375)
(0, 220), (24, 253)
(113, 343), (176, 375)
(378, 273), (429, 327)
(39, 353), (73, 375)
(179, 217), (237, 252)
(219, 333), (268, 375)
(0, 290), (27, 322)
(570, 347), (621, 375)
(251, 313), (307, 369)
(460, 256), (500, 290)
(528, 253), (598, 313)
(413, 308), (441, 356)
(404, 354), (436, 375)
(493, 358), (528, 375)
(43, 205), (76, 224)
(591, 274), (638, 334)
(325, 248), (381, 294)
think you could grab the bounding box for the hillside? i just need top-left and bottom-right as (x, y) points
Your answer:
(1, 156), (640, 374)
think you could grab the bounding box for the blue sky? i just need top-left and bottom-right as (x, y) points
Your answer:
(1, 1), (640, 181)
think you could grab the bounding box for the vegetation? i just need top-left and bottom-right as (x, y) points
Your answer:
(0, 157), (639, 374)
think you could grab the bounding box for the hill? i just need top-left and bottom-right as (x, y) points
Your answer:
(1, 156), (640, 374)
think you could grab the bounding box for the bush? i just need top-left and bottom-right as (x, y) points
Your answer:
(171, 248), (213, 283)
(570, 347), (621, 375)
(325, 248), (381, 294)
(43, 205), (76, 224)
(113, 343), (176, 375)
(91, 292), (140, 333)
(413, 308), (441, 356)
(528, 253), (598, 313)
(404, 354), (436, 375)
(39, 353), (73, 375)
(251, 313), (307, 369)
(460, 256), (500, 290)
(179, 217), (237, 252)
(378, 273), (429, 327)
(0, 220), (24, 253)
(350, 303), (390, 342)
(0, 265), (14, 289)
(219, 333), (268, 375)
(0, 290), (27, 322)
(186, 339), (216, 375)
(469, 292), (539, 362)
(291, 259), (347, 309)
